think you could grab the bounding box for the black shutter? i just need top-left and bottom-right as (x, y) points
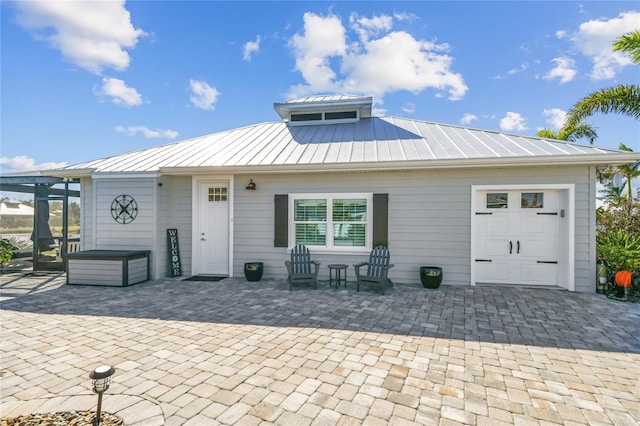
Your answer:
(373, 193), (388, 247)
(274, 194), (288, 247)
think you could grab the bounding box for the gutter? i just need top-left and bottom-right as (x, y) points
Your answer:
(159, 152), (640, 176)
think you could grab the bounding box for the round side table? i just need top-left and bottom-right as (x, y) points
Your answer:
(328, 264), (348, 288)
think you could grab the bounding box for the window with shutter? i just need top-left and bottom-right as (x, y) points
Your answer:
(274, 193), (388, 250)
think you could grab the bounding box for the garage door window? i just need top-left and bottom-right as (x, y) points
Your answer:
(486, 193), (508, 209)
(521, 192), (544, 208)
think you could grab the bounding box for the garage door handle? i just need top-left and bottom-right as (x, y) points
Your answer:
(475, 259), (492, 262)
(537, 212), (558, 215)
(517, 241), (520, 254)
(509, 241), (513, 254)
(537, 261), (558, 264)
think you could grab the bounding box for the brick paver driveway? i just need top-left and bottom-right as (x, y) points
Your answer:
(1, 273), (639, 425)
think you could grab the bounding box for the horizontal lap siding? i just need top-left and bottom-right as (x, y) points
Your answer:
(155, 176), (192, 278)
(233, 166), (593, 290)
(95, 179), (155, 251)
(128, 257), (149, 284)
(68, 259), (123, 285)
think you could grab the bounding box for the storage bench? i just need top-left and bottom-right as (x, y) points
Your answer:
(66, 250), (151, 286)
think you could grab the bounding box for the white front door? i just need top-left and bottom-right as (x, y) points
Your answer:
(475, 189), (560, 286)
(195, 182), (229, 275)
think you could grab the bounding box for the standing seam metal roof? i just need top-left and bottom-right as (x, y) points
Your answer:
(62, 116), (630, 174)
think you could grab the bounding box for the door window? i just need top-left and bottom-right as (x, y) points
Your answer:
(208, 187), (227, 202)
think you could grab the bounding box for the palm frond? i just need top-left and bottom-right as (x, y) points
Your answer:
(564, 84), (640, 130)
(613, 30), (640, 65)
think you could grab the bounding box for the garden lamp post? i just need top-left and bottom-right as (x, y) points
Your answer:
(89, 365), (115, 426)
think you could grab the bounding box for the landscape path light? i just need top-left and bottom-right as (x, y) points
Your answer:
(89, 365), (116, 426)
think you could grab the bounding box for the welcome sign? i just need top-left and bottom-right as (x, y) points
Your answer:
(167, 228), (182, 277)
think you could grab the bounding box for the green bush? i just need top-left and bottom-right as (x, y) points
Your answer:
(596, 230), (640, 272)
(0, 239), (13, 268)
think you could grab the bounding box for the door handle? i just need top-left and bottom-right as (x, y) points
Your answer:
(201, 232), (206, 241)
(517, 241), (520, 254)
(509, 241), (513, 254)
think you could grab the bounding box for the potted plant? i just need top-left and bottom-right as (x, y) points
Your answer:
(420, 266), (442, 289)
(244, 262), (264, 281)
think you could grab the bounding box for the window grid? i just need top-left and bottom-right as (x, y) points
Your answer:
(208, 187), (227, 202)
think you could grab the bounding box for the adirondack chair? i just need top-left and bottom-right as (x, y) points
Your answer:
(285, 245), (320, 291)
(354, 246), (395, 294)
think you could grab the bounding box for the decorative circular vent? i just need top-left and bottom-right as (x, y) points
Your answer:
(111, 195), (138, 224)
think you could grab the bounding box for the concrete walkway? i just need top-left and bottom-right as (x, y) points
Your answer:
(1, 273), (639, 425)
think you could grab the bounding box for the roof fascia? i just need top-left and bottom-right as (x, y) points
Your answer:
(91, 172), (161, 179)
(160, 152), (640, 175)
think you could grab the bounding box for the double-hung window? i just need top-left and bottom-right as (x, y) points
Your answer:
(289, 193), (372, 251)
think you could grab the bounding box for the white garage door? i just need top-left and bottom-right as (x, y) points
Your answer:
(474, 189), (560, 286)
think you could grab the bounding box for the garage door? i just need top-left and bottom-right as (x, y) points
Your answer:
(474, 190), (560, 286)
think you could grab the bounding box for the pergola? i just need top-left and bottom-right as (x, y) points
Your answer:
(0, 176), (80, 272)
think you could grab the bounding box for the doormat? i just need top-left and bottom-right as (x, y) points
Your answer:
(183, 275), (227, 282)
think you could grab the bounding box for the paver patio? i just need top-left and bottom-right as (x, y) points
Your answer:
(1, 272), (639, 425)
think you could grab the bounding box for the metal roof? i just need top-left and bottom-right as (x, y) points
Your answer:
(58, 116), (638, 176)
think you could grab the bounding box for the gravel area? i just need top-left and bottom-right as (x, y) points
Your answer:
(0, 411), (123, 426)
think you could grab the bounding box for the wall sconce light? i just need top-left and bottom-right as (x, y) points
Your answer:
(89, 365), (116, 426)
(246, 179), (257, 190)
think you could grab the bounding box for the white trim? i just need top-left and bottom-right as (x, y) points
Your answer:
(158, 152), (639, 176)
(288, 192), (373, 252)
(470, 184), (575, 291)
(151, 177), (159, 279)
(92, 178), (98, 249)
(92, 172), (161, 179)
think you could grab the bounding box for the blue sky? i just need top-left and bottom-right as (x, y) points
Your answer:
(1, 1), (639, 174)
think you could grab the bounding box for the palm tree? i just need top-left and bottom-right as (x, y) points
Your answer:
(537, 121), (597, 144)
(614, 143), (640, 201)
(562, 31), (640, 131)
(598, 143), (639, 206)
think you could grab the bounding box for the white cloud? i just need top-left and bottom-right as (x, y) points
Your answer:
(572, 11), (639, 80)
(460, 113), (477, 125)
(0, 155), (67, 173)
(542, 108), (567, 130)
(495, 63), (528, 79)
(97, 77), (143, 107)
(350, 13), (393, 42)
(555, 30), (567, 39)
(14, 0), (144, 74)
(289, 13), (347, 93)
(288, 12), (467, 102)
(243, 35), (261, 62)
(544, 57), (577, 84)
(116, 126), (178, 139)
(402, 102), (415, 114)
(499, 112), (528, 132)
(189, 79), (220, 110)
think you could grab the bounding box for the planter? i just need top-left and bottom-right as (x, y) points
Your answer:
(420, 266), (442, 289)
(244, 262), (264, 282)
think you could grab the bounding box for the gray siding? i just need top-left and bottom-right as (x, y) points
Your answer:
(94, 178), (155, 251)
(233, 165), (594, 291)
(154, 176), (192, 278)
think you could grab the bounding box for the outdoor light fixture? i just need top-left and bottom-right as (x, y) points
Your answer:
(246, 179), (257, 190)
(89, 365), (116, 426)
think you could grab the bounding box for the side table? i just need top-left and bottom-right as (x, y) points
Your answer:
(328, 264), (348, 288)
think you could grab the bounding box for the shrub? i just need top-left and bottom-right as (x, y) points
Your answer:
(0, 239), (13, 268)
(596, 230), (640, 272)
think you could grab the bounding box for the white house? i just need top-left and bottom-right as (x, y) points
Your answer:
(48, 95), (639, 292)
